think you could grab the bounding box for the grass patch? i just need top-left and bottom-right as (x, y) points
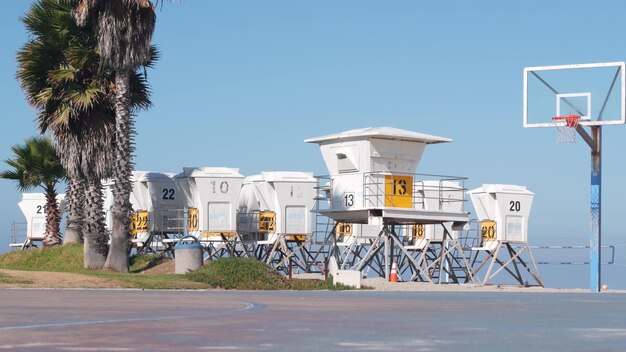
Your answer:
(0, 246), (359, 290)
(285, 276), (354, 290)
(187, 257), (288, 290)
(0, 243), (83, 271)
(186, 257), (358, 290)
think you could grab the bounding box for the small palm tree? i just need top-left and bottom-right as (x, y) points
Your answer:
(1, 137), (66, 246)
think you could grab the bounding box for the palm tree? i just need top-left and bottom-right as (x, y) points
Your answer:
(1, 137), (66, 246)
(75, 0), (156, 272)
(17, 0), (155, 268)
(64, 177), (85, 244)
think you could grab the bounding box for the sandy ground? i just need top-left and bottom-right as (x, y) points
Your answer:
(1, 267), (624, 293)
(138, 259), (175, 274)
(0, 259), (179, 289)
(361, 277), (587, 293)
(0, 269), (122, 289)
(293, 272), (626, 293)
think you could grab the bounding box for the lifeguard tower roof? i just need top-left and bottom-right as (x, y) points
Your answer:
(304, 127), (451, 144)
(179, 167), (242, 178)
(131, 171), (176, 182)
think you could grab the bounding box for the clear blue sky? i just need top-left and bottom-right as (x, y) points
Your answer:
(1, 0), (625, 288)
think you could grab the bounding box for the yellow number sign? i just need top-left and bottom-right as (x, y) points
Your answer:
(187, 208), (199, 232)
(130, 210), (149, 236)
(412, 224), (425, 240)
(259, 211), (276, 233)
(287, 234), (307, 242)
(337, 222), (353, 237)
(481, 220), (497, 242)
(384, 175), (413, 208)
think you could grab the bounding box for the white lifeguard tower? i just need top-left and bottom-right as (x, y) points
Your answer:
(237, 171), (317, 272)
(13, 193), (66, 249)
(103, 171), (190, 253)
(322, 180), (472, 282)
(132, 171), (190, 231)
(305, 127), (474, 283)
(468, 184), (542, 286)
(176, 167), (244, 258)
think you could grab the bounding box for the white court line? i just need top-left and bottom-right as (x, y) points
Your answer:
(58, 348), (135, 351)
(0, 301), (259, 331)
(0, 343), (72, 350)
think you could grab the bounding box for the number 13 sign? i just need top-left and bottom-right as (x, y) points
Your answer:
(384, 175), (413, 208)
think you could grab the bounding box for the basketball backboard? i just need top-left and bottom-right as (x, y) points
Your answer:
(523, 62), (625, 128)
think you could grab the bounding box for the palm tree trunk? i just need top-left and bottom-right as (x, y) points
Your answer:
(105, 70), (132, 272)
(64, 177), (84, 244)
(83, 179), (108, 268)
(42, 184), (62, 246)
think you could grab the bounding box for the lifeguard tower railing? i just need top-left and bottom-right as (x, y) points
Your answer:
(137, 208), (244, 258)
(154, 208), (188, 235)
(362, 172), (467, 214)
(9, 221), (27, 249)
(311, 172), (468, 239)
(129, 208), (188, 255)
(236, 210), (276, 242)
(313, 172), (468, 216)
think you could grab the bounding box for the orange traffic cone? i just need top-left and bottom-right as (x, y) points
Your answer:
(390, 260), (398, 282)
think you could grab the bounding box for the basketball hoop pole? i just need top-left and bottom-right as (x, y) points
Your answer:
(576, 125), (602, 292)
(523, 62), (625, 292)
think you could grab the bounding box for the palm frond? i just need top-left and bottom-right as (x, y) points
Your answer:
(65, 85), (102, 111)
(1, 136), (65, 191)
(48, 65), (77, 83)
(77, 0), (156, 70)
(18, 0), (156, 135)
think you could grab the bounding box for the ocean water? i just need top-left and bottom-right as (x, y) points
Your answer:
(539, 263), (626, 290)
(524, 242), (626, 290)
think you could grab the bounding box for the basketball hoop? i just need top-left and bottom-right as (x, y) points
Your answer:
(552, 114), (581, 143)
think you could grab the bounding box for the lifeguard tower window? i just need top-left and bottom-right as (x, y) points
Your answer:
(336, 152), (358, 173)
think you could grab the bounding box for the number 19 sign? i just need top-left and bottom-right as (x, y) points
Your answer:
(384, 175), (413, 208)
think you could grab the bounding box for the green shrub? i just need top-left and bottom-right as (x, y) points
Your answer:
(186, 257), (289, 290)
(0, 244), (83, 271)
(322, 275), (357, 290)
(186, 257), (360, 290)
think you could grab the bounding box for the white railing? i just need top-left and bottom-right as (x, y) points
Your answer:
(363, 172), (467, 212)
(312, 173), (467, 212)
(10, 221), (27, 248)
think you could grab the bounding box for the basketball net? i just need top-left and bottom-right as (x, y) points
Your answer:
(552, 115), (581, 144)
